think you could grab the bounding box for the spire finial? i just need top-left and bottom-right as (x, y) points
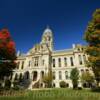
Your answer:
(47, 25), (50, 29)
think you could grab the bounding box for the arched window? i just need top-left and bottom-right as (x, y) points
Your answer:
(33, 71), (38, 81)
(25, 71), (30, 79)
(53, 83), (55, 87)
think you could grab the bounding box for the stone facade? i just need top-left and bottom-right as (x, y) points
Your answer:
(12, 27), (91, 89)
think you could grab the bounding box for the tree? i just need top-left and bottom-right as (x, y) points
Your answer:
(70, 68), (79, 89)
(0, 28), (16, 82)
(81, 71), (94, 88)
(43, 70), (53, 88)
(84, 9), (100, 87)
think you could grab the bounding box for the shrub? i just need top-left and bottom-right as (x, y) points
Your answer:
(4, 79), (11, 90)
(13, 80), (19, 87)
(77, 87), (82, 90)
(60, 81), (69, 88)
(12, 85), (20, 90)
(91, 87), (100, 92)
(0, 86), (3, 91)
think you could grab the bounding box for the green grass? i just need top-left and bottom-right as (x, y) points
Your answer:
(0, 88), (100, 100)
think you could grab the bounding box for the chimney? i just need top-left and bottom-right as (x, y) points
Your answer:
(17, 50), (20, 56)
(72, 44), (76, 49)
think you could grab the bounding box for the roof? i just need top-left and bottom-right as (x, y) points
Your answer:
(53, 48), (73, 53)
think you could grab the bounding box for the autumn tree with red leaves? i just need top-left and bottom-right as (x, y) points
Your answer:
(0, 28), (16, 81)
(84, 9), (100, 87)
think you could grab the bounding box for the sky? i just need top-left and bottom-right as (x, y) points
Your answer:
(0, 0), (100, 53)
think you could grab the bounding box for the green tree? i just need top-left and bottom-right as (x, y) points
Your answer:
(43, 70), (53, 88)
(0, 28), (16, 82)
(81, 71), (94, 87)
(84, 9), (100, 86)
(70, 68), (79, 89)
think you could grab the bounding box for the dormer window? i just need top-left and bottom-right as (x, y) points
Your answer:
(35, 47), (37, 51)
(81, 48), (84, 51)
(78, 48), (80, 51)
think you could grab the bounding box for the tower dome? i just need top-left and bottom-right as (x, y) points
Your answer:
(41, 26), (54, 51)
(43, 26), (52, 34)
(43, 26), (53, 37)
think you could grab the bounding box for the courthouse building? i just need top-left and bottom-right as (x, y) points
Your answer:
(12, 27), (90, 89)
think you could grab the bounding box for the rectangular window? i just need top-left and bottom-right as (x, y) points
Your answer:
(70, 57), (74, 66)
(53, 59), (55, 67)
(59, 71), (62, 80)
(58, 58), (61, 67)
(34, 57), (38, 67)
(83, 55), (86, 63)
(78, 55), (82, 65)
(42, 60), (45, 66)
(29, 61), (31, 67)
(64, 58), (67, 67)
(21, 61), (24, 69)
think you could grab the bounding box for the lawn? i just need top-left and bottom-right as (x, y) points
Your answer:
(0, 88), (100, 100)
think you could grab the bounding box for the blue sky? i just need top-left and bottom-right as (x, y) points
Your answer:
(0, 0), (100, 53)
